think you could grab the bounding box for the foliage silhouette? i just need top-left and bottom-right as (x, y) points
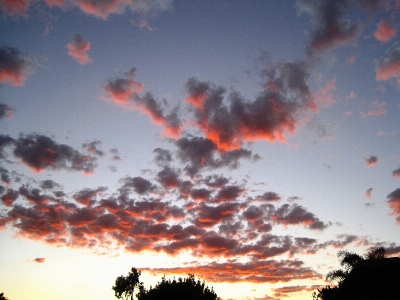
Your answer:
(112, 267), (142, 300)
(113, 268), (219, 300)
(312, 247), (387, 300)
(0, 293), (9, 300)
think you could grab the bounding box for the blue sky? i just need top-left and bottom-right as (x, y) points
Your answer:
(1, 1), (400, 300)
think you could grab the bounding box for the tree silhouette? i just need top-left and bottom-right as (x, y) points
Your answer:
(112, 268), (219, 300)
(137, 274), (219, 300)
(312, 247), (386, 300)
(0, 293), (9, 300)
(112, 267), (142, 300)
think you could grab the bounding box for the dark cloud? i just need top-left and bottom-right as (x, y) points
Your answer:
(387, 188), (400, 224)
(2, 134), (98, 174)
(153, 148), (172, 166)
(175, 136), (254, 176)
(73, 187), (107, 206)
(0, 103), (15, 119)
(0, 46), (33, 86)
(66, 34), (92, 65)
(119, 176), (155, 195)
(33, 257), (45, 263)
(297, 0), (361, 52)
(376, 41), (400, 83)
(156, 166), (180, 189)
(82, 140), (104, 157)
(272, 203), (327, 230)
(214, 185), (244, 202)
(365, 187), (373, 199)
(255, 192), (282, 202)
(365, 155), (378, 167)
(185, 59), (316, 151)
(203, 175), (229, 188)
(191, 202), (241, 228)
(0, 165), (11, 184)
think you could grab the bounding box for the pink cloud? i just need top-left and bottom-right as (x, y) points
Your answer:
(66, 34), (92, 65)
(374, 20), (397, 43)
(0, 46), (33, 86)
(360, 100), (386, 118)
(365, 155), (378, 167)
(0, 103), (15, 119)
(0, 0), (30, 15)
(376, 42), (400, 82)
(346, 54), (357, 65)
(365, 188), (373, 199)
(314, 79), (336, 108)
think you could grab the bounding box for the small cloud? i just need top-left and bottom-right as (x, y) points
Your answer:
(34, 257), (45, 263)
(376, 42), (400, 83)
(0, 103), (15, 119)
(346, 90), (356, 100)
(365, 187), (373, 199)
(374, 20), (397, 43)
(387, 188), (400, 224)
(365, 155), (378, 167)
(0, 46), (34, 86)
(346, 54), (357, 65)
(393, 166), (400, 178)
(66, 34), (92, 65)
(360, 100), (386, 118)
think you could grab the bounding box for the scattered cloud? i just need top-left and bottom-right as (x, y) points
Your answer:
(360, 100), (386, 117)
(365, 155), (378, 167)
(376, 42), (400, 83)
(66, 34), (92, 65)
(0, 46), (34, 86)
(374, 20), (397, 43)
(0, 103), (14, 120)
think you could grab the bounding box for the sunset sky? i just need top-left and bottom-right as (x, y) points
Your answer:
(1, 1), (400, 300)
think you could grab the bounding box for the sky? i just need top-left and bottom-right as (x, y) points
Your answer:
(1, 0), (400, 299)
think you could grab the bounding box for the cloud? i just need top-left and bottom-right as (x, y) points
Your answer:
(103, 68), (182, 137)
(365, 155), (378, 167)
(374, 20), (397, 43)
(365, 187), (373, 199)
(0, 46), (33, 86)
(0, 0), (30, 15)
(387, 188), (400, 224)
(255, 192), (282, 202)
(376, 42), (400, 82)
(1, 0), (172, 19)
(119, 176), (155, 195)
(185, 59), (316, 150)
(393, 166), (400, 178)
(66, 34), (92, 65)
(33, 257), (45, 263)
(175, 136), (255, 176)
(314, 79), (336, 108)
(0, 133), (98, 174)
(140, 259), (321, 283)
(82, 140), (104, 156)
(272, 203), (327, 230)
(156, 166), (180, 189)
(0, 103), (15, 120)
(297, 0), (361, 52)
(360, 100), (386, 117)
